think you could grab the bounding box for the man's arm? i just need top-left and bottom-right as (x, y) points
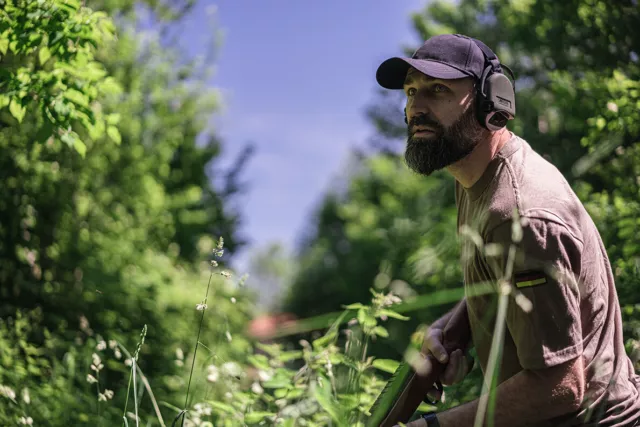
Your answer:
(433, 355), (584, 427)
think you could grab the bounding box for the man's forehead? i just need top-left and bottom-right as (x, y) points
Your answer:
(404, 68), (445, 84)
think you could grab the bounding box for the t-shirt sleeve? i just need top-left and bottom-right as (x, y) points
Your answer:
(486, 217), (583, 370)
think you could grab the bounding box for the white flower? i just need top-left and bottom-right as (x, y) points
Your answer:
(251, 382), (264, 395)
(87, 374), (98, 384)
(114, 348), (122, 359)
(221, 362), (242, 378)
(230, 297), (236, 304)
(22, 388), (30, 404)
(196, 303), (208, 311)
(104, 389), (114, 399)
(220, 270), (231, 278)
(125, 358), (133, 367)
(0, 385), (16, 400)
(225, 331), (232, 342)
(194, 403), (212, 416)
(206, 365), (219, 383)
(98, 393), (107, 402)
(92, 353), (101, 366)
(96, 340), (107, 351)
(258, 370), (273, 382)
(18, 417), (33, 425)
(108, 339), (118, 349)
(176, 348), (184, 360)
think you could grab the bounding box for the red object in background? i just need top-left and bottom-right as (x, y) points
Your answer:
(247, 313), (297, 340)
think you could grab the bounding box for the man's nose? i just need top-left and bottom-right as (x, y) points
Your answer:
(407, 96), (432, 122)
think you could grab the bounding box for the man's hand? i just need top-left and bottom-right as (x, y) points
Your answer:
(420, 328), (473, 402)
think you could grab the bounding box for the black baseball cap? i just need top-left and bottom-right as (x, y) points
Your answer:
(376, 34), (493, 90)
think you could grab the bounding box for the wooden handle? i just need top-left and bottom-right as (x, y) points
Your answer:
(382, 302), (471, 426)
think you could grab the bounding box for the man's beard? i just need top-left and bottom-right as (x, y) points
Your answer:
(404, 105), (489, 176)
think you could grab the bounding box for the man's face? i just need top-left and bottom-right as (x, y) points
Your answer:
(403, 68), (490, 176)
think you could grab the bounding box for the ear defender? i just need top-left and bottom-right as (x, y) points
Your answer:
(469, 38), (516, 131)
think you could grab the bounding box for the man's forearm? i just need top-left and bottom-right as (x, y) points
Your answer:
(436, 365), (581, 427)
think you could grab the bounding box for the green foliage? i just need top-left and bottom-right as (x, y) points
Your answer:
(189, 289), (421, 427)
(0, 0), (253, 425)
(0, 0), (122, 156)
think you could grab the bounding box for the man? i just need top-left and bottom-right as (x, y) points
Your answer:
(375, 34), (640, 426)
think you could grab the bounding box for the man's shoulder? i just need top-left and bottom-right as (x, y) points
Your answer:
(485, 136), (586, 239)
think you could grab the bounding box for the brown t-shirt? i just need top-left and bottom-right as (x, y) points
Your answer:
(456, 134), (640, 426)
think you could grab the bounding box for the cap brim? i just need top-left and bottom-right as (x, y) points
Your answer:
(376, 57), (471, 90)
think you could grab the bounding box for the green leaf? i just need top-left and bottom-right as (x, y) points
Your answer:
(0, 95), (9, 108)
(312, 328), (337, 350)
(372, 358), (400, 374)
(107, 125), (121, 144)
(64, 88), (89, 108)
(207, 400), (236, 414)
(247, 354), (270, 371)
(9, 98), (26, 123)
(279, 350), (303, 362)
(0, 37), (8, 56)
(343, 303), (366, 310)
(244, 412), (276, 424)
(372, 326), (389, 337)
(61, 132), (86, 157)
(378, 309), (410, 321)
(39, 46), (51, 64)
(312, 374), (348, 426)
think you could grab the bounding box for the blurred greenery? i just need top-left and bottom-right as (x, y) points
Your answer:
(1, 0), (639, 425)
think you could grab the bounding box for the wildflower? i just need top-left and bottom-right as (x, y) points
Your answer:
(220, 271), (231, 278)
(257, 370), (273, 382)
(230, 297), (236, 304)
(125, 358), (133, 367)
(18, 417), (33, 425)
(22, 388), (30, 404)
(206, 365), (219, 383)
(108, 340), (118, 349)
(87, 374), (98, 384)
(104, 389), (114, 399)
(221, 362), (242, 378)
(251, 382), (264, 395)
(225, 331), (232, 342)
(0, 385), (16, 400)
(98, 393), (107, 402)
(114, 348), (122, 359)
(96, 340), (107, 351)
(210, 260), (218, 267)
(196, 303), (207, 311)
(194, 403), (212, 416)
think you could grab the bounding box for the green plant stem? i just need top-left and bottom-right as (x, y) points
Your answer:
(473, 243), (517, 427)
(181, 270), (215, 427)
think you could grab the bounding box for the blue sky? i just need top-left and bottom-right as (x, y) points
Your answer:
(174, 0), (424, 274)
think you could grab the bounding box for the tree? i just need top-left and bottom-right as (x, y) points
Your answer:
(0, 0), (255, 424)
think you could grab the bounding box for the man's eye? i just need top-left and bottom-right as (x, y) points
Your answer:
(433, 84), (448, 93)
(407, 87), (417, 96)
